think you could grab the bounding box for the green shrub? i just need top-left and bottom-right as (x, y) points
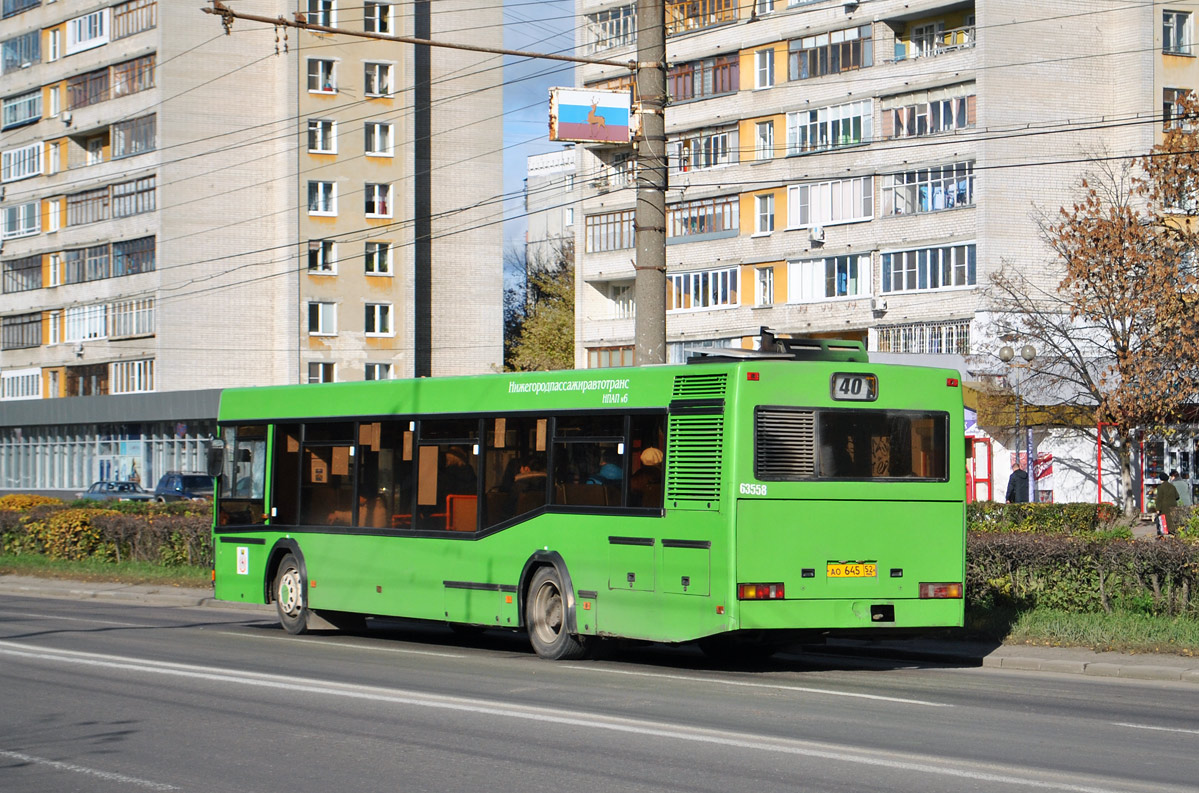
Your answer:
(967, 502), (1124, 535)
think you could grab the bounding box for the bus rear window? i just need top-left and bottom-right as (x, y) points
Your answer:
(755, 408), (948, 481)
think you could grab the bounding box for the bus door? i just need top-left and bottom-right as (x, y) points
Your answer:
(969, 437), (992, 502)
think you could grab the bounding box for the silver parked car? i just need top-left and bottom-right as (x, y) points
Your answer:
(77, 481), (156, 502)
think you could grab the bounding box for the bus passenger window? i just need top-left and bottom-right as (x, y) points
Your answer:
(483, 416), (548, 529)
(553, 441), (623, 506)
(356, 422), (413, 530)
(218, 424), (268, 526)
(415, 423), (479, 532)
(299, 443), (355, 526)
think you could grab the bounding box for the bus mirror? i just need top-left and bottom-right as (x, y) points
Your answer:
(208, 440), (225, 478)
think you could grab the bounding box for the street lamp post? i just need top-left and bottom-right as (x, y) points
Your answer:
(999, 344), (1037, 503)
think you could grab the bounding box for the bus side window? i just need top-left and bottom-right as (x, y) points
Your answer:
(356, 421), (413, 530)
(272, 424), (301, 524)
(483, 416), (548, 529)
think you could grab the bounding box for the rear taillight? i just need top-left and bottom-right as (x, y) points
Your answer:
(738, 582), (785, 600)
(919, 582), (962, 599)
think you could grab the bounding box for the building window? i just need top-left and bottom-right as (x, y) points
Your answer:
(307, 59), (336, 93)
(307, 119), (336, 153)
(307, 0), (335, 27)
(585, 4), (636, 54)
(588, 346), (634, 368)
(86, 136), (105, 166)
(67, 188), (109, 225)
(364, 62), (392, 96)
(788, 254), (869, 302)
(109, 298), (154, 338)
(365, 362), (391, 380)
(1, 312), (41, 349)
(883, 162), (974, 215)
(364, 183), (392, 217)
(881, 244), (976, 293)
(308, 240), (336, 273)
(47, 28), (58, 61)
(47, 85), (59, 118)
(667, 266), (740, 311)
(308, 181), (336, 215)
(66, 9), (110, 55)
(786, 100), (872, 155)
(67, 68), (109, 109)
(1164, 87), (1192, 128)
(669, 129), (734, 173)
(48, 254), (60, 286)
(48, 310), (60, 344)
(364, 121), (393, 155)
(666, 0), (739, 36)
(112, 176), (156, 217)
(63, 245), (110, 283)
(668, 54), (738, 101)
(1, 90), (40, 130)
(44, 197), (60, 231)
(564, 207), (575, 227)
(1, 29), (39, 71)
(585, 209), (635, 252)
(876, 320), (970, 355)
(110, 359), (154, 394)
(112, 237), (155, 276)
(668, 195), (739, 239)
(0, 368), (40, 401)
(64, 305), (107, 342)
(787, 176), (874, 228)
(1164, 11), (1193, 55)
(885, 93), (975, 138)
(1, 201), (38, 238)
(114, 54), (155, 97)
(2, 254), (40, 294)
(755, 48), (774, 89)
(610, 283), (634, 318)
(365, 241), (391, 274)
(756, 0), (775, 15)
(364, 1), (391, 33)
(756, 266), (774, 306)
(112, 0), (157, 40)
(364, 303), (393, 336)
(789, 24), (872, 80)
(1, 142), (40, 182)
(2, 0), (40, 20)
(307, 302), (337, 335)
(755, 121), (774, 160)
(308, 362), (335, 383)
(112, 115), (156, 159)
(755, 193), (775, 234)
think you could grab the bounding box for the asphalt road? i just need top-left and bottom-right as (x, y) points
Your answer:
(0, 596), (1196, 793)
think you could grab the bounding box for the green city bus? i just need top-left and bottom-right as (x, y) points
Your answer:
(210, 341), (966, 659)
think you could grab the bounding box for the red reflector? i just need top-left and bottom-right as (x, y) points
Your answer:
(747, 372), (760, 381)
(919, 582), (963, 599)
(946, 378), (960, 387)
(738, 582), (785, 600)
(716, 606), (725, 615)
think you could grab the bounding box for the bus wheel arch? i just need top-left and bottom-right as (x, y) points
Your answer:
(266, 540), (309, 635)
(519, 552), (588, 660)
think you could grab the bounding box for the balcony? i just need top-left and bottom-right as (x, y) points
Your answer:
(894, 25), (975, 61)
(666, 0), (739, 37)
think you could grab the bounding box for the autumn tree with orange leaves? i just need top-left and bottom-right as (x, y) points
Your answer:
(988, 94), (1199, 513)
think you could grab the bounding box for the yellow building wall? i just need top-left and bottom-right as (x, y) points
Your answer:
(739, 187), (787, 235)
(737, 113), (786, 160)
(739, 41), (789, 92)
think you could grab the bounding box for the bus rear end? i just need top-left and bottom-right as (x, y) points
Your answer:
(730, 361), (965, 636)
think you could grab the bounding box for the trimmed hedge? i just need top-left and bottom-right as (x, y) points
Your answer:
(967, 502), (1125, 535)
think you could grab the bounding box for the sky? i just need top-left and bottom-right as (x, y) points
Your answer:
(501, 0), (577, 258)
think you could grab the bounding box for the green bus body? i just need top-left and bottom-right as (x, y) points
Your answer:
(212, 358), (966, 653)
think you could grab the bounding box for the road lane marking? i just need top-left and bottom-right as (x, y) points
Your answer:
(0, 639), (1179, 793)
(0, 749), (178, 790)
(1112, 722), (1199, 736)
(561, 664), (951, 707)
(211, 629), (466, 658)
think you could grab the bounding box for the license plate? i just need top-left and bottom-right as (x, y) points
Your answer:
(827, 562), (877, 578)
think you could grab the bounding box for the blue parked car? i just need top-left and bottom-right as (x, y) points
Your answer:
(153, 472), (214, 502)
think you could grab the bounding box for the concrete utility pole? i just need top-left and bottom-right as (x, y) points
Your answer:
(633, 0), (668, 366)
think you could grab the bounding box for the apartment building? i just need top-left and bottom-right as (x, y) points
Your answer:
(569, 0), (1188, 367)
(0, 0), (502, 492)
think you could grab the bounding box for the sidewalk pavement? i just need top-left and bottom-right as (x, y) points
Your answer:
(2, 574), (1197, 684)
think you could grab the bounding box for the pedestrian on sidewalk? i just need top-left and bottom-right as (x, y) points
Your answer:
(1155, 472), (1179, 536)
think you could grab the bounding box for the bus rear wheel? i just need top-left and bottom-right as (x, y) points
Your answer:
(525, 566), (587, 660)
(274, 553), (309, 635)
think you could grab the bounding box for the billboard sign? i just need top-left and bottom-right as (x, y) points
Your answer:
(549, 88), (632, 144)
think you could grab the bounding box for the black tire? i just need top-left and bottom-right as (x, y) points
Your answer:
(313, 610), (367, 632)
(525, 566), (588, 660)
(273, 553), (309, 635)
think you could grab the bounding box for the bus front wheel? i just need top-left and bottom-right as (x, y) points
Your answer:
(274, 553), (309, 635)
(525, 566), (587, 660)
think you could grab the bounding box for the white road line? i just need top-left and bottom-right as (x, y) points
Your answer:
(210, 629), (466, 658)
(0, 749), (178, 791)
(561, 663), (952, 707)
(0, 610), (142, 627)
(1112, 722), (1199, 736)
(0, 639), (1169, 793)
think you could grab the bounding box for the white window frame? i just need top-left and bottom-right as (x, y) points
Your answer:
(364, 1), (391, 33)
(48, 29), (60, 62)
(48, 310), (61, 344)
(47, 85), (59, 118)
(64, 304), (108, 342)
(755, 193), (775, 235)
(0, 367), (41, 401)
(2, 142), (42, 183)
(308, 180), (337, 216)
(364, 61), (393, 97)
(365, 240), (392, 275)
(667, 266), (740, 313)
(1164, 10), (1193, 55)
(880, 243), (975, 294)
(564, 207), (575, 227)
(307, 119), (336, 153)
(610, 283), (634, 319)
(364, 182), (392, 218)
(756, 266), (774, 306)
(365, 362), (391, 381)
(786, 99), (873, 155)
(364, 302), (393, 336)
(755, 120), (774, 160)
(44, 198), (60, 232)
(307, 0), (335, 27)
(48, 253), (61, 286)
(756, 0), (775, 15)
(307, 58), (337, 93)
(364, 121), (393, 156)
(307, 239), (336, 274)
(882, 162), (975, 216)
(2, 90), (40, 129)
(307, 301), (337, 336)
(110, 359), (154, 394)
(1, 201), (38, 238)
(788, 254), (870, 303)
(755, 48), (774, 89)
(66, 9), (110, 55)
(308, 362), (336, 383)
(787, 176), (874, 229)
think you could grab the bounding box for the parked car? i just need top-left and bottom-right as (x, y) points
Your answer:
(77, 481), (156, 502)
(153, 472), (214, 502)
